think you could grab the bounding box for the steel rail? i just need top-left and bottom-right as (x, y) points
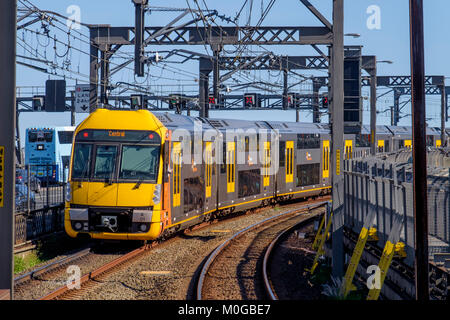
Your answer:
(39, 243), (155, 300)
(196, 199), (328, 300)
(14, 247), (92, 286)
(262, 212), (320, 300)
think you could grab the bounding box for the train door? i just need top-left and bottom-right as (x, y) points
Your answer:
(226, 142), (236, 193)
(344, 140), (353, 160)
(322, 140), (330, 179)
(286, 141), (294, 183)
(172, 142), (182, 218)
(405, 140), (412, 149)
(263, 141), (271, 188)
(377, 140), (385, 153)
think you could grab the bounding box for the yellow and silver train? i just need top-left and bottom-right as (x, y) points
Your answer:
(64, 108), (445, 241)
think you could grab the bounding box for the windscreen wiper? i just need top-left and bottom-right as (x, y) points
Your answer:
(133, 177), (145, 190)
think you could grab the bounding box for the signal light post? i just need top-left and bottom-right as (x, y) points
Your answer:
(331, 0), (345, 279)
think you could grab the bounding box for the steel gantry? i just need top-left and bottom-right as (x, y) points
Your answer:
(88, 1), (338, 116)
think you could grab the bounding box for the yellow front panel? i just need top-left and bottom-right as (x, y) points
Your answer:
(116, 183), (154, 207)
(436, 139), (442, 147)
(173, 142), (181, 207)
(71, 182), (89, 205)
(378, 140), (385, 148)
(286, 141), (294, 183)
(227, 142), (235, 193)
(322, 140), (330, 179)
(87, 182), (118, 207)
(345, 140), (353, 160)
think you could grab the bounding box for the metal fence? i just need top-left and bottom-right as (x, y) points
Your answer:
(14, 164), (66, 245)
(15, 164), (66, 213)
(343, 150), (450, 268)
(14, 205), (65, 245)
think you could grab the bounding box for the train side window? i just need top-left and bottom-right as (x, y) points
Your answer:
(238, 169), (261, 198)
(183, 177), (204, 213)
(297, 163), (320, 187)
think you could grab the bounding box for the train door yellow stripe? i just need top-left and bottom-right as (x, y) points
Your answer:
(345, 140), (353, 160)
(286, 141), (294, 183)
(173, 142), (181, 207)
(205, 142), (212, 198)
(322, 140), (330, 179)
(227, 142), (235, 193)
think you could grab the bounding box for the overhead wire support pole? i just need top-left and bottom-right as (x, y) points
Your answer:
(331, 0), (345, 279)
(0, 0), (17, 301)
(441, 83), (446, 146)
(133, 0), (148, 77)
(409, 0), (429, 300)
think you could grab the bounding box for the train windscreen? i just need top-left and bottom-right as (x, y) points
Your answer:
(119, 145), (160, 181)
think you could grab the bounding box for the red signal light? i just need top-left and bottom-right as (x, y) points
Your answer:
(149, 134), (154, 139)
(83, 132), (89, 138)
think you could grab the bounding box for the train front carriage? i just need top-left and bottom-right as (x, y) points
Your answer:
(65, 109), (168, 240)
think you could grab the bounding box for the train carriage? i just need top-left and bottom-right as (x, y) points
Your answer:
(65, 108), (446, 242)
(65, 109), (332, 241)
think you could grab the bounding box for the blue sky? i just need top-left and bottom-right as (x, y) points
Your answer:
(17, 0), (450, 146)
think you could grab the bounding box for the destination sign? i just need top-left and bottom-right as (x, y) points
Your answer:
(76, 130), (161, 144)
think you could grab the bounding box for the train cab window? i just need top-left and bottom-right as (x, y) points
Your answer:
(93, 145), (118, 180)
(426, 136), (434, 147)
(72, 144), (92, 179)
(119, 145), (160, 181)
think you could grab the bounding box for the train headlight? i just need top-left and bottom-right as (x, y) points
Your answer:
(73, 222), (83, 231)
(65, 183), (71, 202)
(153, 184), (161, 204)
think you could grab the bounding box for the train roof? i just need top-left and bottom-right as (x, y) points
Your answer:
(360, 125), (392, 135)
(26, 126), (76, 131)
(153, 112), (329, 134)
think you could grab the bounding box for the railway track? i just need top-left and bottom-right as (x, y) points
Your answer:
(262, 213), (319, 300)
(36, 198), (328, 300)
(14, 242), (140, 300)
(196, 200), (327, 300)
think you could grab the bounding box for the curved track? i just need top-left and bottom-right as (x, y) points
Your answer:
(196, 200), (327, 300)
